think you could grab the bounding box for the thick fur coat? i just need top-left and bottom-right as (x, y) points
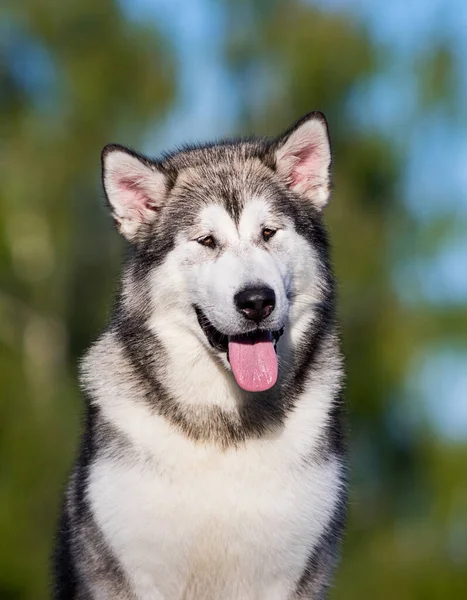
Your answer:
(53, 112), (347, 600)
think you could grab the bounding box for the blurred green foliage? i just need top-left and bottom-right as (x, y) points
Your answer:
(0, 1), (174, 596)
(0, 1), (466, 598)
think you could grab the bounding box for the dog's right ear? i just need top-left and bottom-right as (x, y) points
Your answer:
(272, 112), (331, 210)
(101, 145), (168, 241)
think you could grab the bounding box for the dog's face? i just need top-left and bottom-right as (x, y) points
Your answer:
(102, 113), (332, 392)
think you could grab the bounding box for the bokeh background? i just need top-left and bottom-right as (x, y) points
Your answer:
(1, 0), (466, 598)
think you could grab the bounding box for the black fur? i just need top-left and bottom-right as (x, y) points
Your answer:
(53, 404), (131, 599)
(295, 490), (347, 598)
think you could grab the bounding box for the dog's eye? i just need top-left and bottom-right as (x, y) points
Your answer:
(262, 228), (277, 242)
(198, 235), (216, 249)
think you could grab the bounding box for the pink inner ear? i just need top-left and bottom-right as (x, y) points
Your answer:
(118, 177), (156, 214)
(289, 145), (322, 188)
(276, 118), (331, 202)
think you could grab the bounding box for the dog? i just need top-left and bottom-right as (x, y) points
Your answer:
(53, 111), (347, 599)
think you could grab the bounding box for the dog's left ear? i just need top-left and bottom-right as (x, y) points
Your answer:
(273, 112), (331, 209)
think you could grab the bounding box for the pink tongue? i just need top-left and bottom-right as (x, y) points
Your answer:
(228, 332), (278, 392)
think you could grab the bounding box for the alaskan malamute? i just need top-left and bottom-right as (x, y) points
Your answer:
(53, 112), (347, 599)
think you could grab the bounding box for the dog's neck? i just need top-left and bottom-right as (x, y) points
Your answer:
(82, 296), (340, 449)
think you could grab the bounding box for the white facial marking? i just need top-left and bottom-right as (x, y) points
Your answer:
(187, 200), (289, 336)
(145, 194), (327, 398)
(195, 204), (238, 244)
(238, 197), (277, 238)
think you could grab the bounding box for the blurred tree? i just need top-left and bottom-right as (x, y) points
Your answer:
(0, 1), (175, 597)
(219, 1), (467, 598)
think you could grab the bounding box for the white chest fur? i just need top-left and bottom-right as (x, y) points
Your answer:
(88, 408), (341, 600)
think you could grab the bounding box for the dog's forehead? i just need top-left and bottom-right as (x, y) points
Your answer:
(161, 139), (271, 172)
(164, 148), (277, 224)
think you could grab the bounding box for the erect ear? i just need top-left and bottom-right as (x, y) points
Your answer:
(101, 144), (168, 241)
(273, 112), (331, 209)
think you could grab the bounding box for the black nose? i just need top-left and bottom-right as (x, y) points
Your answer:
(234, 286), (276, 323)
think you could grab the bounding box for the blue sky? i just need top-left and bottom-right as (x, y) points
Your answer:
(123, 0), (238, 147)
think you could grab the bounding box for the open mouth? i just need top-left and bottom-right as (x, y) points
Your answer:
(195, 307), (283, 392)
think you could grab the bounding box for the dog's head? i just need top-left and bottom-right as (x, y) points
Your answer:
(102, 112), (333, 393)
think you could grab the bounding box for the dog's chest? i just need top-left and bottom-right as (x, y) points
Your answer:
(89, 431), (339, 600)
